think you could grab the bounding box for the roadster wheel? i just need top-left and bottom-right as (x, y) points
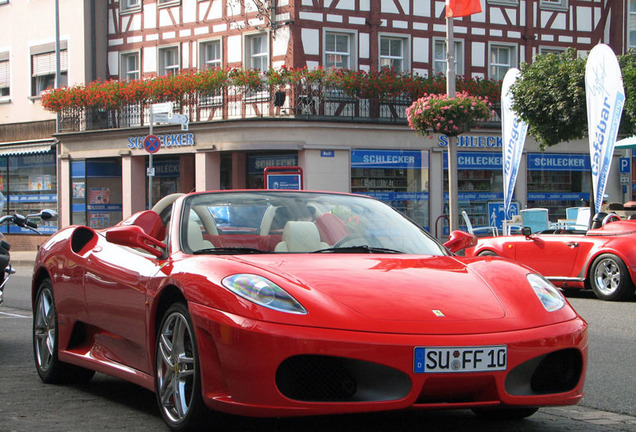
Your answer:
(33, 279), (95, 383)
(589, 254), (635, 301)
(155, 303), (208, 431)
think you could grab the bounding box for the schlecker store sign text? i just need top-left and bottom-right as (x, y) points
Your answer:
(438, 135), (502, 148)
(127, 133), (195, 149)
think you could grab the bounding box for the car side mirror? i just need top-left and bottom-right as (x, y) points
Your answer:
(444, 230), (478, 253)
(105, 225), (166, 257)
(522, 226), (532, 238)
(39, 209), (58, 221)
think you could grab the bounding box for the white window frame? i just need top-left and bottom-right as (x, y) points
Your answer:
(199, 39), (222, 70)
(379, 34), (410, 72)
(244, 33), (269, 72)
(488, 0), (518, 5)
(630, 0), (636, 50)
(158, 46), (180, 76)
(433, 38), (464, 76)
(489, 43), (517, 81)
(0, 53), (9, 100)
(120, 51), (140, 81)
(324, 29), (357, 70)
(158, 0), (181, 6)
(539, 0), (568, 11)
(120, 0), (141, 12)
(30, 47), (68, 98)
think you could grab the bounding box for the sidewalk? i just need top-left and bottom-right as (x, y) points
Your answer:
(10, 250), (38, 267)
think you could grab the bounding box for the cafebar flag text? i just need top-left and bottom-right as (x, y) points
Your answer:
(585, 44), (625, 214)
(446, 0), (482, 18)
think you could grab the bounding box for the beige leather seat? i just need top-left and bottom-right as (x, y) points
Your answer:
(188, 222), (214, 252)
(275, 221), (329, 252)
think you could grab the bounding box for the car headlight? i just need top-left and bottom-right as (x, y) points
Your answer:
(527, 273), (565, 312)
(221, 274), (307, 315)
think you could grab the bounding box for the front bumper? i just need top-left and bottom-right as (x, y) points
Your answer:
(189, 302), (588, 417)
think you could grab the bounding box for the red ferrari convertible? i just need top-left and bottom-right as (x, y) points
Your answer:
(466, 214), (636, 302)
(32, 190), (587, 431)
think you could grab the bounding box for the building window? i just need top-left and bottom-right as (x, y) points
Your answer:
(159, 46), (179, 76)
(158, 0), (180, 5)
(540, 0), (568, 10)
(0, 56), (9, 98)
(200, 40), (222, 69)
(630, 0), (636, 49)
(120, 52), (140, 80)
(489, 44), (516, 81)
(488, 0), (518, 4)
(120, 0), (141, 12)
(379, 36), (408, 72)
(31, 48), (67, 97)
(539, 46), (565, 56)
(433, 39), (464, 76)
(325, 31), (355, 69)
(245, 34), (268, 72)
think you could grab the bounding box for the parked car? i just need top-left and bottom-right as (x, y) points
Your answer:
(32, 190), (587, 431)
(466, 212), (636, 301)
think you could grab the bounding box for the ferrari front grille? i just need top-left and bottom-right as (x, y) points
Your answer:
(506, 348), (583, 396)
(275, 355), (411, 402)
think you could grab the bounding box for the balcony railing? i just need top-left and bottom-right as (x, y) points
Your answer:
(57, 85), (500, 133)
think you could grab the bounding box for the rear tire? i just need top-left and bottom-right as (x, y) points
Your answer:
(588, 254), (635, 301)
(472, 407), (539, 420)
(33, 279), (95, 384)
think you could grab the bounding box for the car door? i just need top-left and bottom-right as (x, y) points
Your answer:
(83, 238), (162, 374)
(513, 233), (585, 278)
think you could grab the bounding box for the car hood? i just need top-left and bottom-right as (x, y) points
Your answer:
(199, 254), (576, 334)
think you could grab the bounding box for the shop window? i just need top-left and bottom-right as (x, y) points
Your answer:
(444, 151), (503, 232)
(433, 39), (464, 76)
(71, 159), (122, 229)
(1, 152), (57, 234)
(247, 153), (298, 189)
(526, 153), (590, 220)
(0, 56), (9, 99)
(325, 31), (355, 69)
(352, 149), (430, 230)
(159, 46), (180, 76)
(120, 52), (140, 81)
(31, 45), (67, 97)
(379, 35), (409, 72)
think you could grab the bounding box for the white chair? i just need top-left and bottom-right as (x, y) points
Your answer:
(275, 221), (329, 252)
(520, 208), (550, 234)
(461, 211), (498, 237)
(571, 207), (591, 230)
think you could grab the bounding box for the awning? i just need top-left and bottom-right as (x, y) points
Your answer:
(0, 141), (55, 156)
(615, 136), (636, 149)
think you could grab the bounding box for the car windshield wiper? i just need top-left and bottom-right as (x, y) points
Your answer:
(313, 245), (403, 254)
(193, 247), (269, 255)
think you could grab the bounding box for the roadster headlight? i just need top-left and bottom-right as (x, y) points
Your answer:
(527, 273), (565, 312)
(222, 274), (307, 314)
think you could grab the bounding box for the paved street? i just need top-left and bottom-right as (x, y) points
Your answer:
(0, 265), (635, 431)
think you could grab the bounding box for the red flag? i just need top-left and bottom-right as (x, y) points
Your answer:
(446, 0), (482, 18)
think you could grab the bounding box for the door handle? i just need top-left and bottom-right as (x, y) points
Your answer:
(566, 242), (579, 248)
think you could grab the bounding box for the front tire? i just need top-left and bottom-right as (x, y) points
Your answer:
(589, 254), (635, 301)
(33, 279), (95, 384)
(155, 303), (208, 431)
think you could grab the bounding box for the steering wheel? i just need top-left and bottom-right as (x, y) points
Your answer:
(602, 213), (621, 226)
(333, 233), (368, 248)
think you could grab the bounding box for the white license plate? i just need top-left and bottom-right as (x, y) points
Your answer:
(414, 345), (507, 373)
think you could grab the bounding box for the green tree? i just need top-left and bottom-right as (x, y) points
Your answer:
(511, 48), (636, 150)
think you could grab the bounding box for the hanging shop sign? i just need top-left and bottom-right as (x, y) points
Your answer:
(438, 135), (503, 148)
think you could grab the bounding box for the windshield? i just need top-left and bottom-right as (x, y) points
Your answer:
(180, 191), (447, 255)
